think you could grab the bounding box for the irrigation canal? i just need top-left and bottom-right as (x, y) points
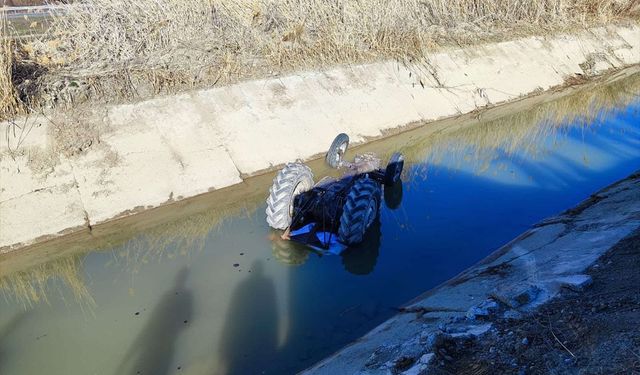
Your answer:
(0, 75), (639, 375)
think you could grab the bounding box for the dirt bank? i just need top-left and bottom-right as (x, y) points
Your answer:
(430, 228), (640, 375)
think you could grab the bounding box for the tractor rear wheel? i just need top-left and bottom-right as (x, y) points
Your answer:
(338, 177), (381, 245)
(266, 163), (314, 230)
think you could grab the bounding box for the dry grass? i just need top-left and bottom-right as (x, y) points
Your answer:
(1, 15), (23, 120)
(1, 0), (637, 119)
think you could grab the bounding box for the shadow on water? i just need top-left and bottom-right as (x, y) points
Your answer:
(217, 260), (278, 375)
(115, 268), (193, 375)
(0, 312), (30, 374)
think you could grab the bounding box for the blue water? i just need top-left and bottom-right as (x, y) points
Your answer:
(0, 92), (639, 375)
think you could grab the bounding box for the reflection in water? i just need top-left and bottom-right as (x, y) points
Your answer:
(0, 312), (29, 374)
(383, 180), (403, 210)
(270, 217), (384, 276)
(400, 73), (640, 183)
(116, 268), (193, 375)
(119, 204), (255, 271)
(1, 73), (639, 307)
(341, 219), (382, 276)
(217, 261), (278, 375)
(271, 235), (311, 266)
(0, 255), (94, 309)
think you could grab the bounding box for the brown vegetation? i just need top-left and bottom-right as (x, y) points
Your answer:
(1, 0), (639, 121)
(3, 1), (47, 5)
(0, 254), (95, 309)
(1, 15), (21, 120)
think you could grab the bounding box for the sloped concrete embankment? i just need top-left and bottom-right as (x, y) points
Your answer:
(1, 24), (640, 252)
(303, 172), (640, 374)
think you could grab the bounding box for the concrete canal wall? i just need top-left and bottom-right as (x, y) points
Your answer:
(1, 23), (639, 252)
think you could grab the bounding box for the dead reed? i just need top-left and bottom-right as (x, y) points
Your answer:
(1, 14), (22, 120)
(1, 0), (637, 120)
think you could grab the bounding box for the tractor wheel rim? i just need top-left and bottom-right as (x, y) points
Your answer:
(339, 142), (347, 154)
(335, 142), (347, 164)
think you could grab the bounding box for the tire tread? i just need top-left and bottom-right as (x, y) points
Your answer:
(266, 163), (314, 229)
(338, 178), (381, 245)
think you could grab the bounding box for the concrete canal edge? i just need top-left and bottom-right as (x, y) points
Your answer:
(1, 23), (639, 252)
(302, 171), (640, 374)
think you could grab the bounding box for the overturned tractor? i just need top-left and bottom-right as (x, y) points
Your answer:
(266, 133), (404, 251)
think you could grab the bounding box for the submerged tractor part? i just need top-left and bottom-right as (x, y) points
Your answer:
(340, 219), (382, 275)
(270, 233), (311, 266)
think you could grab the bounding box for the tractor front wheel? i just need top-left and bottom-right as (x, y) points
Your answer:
(325, 133), (350, 168)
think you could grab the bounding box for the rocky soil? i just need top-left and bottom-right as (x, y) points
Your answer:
(427, 229), (640, 375)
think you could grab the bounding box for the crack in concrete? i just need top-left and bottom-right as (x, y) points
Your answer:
(188, 92), (244, 180)
(0, 184), (62, 204)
